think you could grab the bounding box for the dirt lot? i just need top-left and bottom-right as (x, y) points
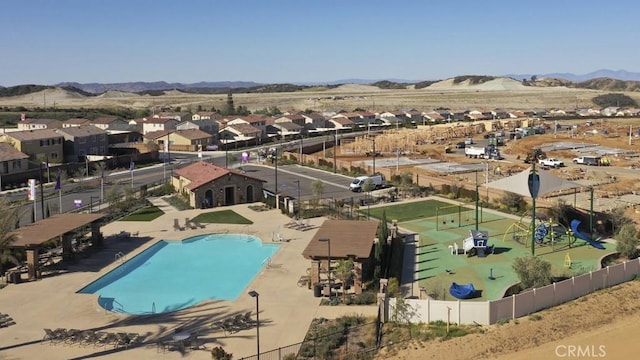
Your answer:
(378, 280), (640, 359)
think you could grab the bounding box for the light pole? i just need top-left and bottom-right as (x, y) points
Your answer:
(366, 137), (376, 174)
(248, 290), (260, 358)
(294, 180), (301, 218)
(333, 128), (338, 173)
(319, 238), (331, 297)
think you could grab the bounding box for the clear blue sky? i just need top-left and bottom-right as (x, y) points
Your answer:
(1, 0), (639, 86)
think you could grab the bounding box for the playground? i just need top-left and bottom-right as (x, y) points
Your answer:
(370, 198), (615, 301)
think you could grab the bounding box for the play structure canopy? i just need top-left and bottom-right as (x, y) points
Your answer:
(485, 167), (582, 198)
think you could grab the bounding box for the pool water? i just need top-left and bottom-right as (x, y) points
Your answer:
(78, 233), (279, 315)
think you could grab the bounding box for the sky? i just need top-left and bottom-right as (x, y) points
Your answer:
(1, 0), (639, 86)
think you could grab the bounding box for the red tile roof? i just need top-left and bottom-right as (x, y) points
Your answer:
(175, 161), (264, 190)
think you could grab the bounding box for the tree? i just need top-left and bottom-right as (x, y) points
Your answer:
(0, 198), (21, 274)
(334, 258), (354, 303)
(616, 223), (639, 259)
(225, 91), (235, 115)
(310, 179), (325, 209)
(512, 256), (552, 289)
(391, 296), (417, 324)
(106, 183), (122, 212)
(501, 192), (527, 213)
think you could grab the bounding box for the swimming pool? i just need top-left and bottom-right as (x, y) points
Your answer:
(78, 233), (279, 315)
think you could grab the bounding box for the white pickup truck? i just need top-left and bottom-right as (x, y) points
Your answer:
(538, 157), (564, 167)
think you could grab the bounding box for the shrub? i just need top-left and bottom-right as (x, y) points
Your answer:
(616, 223), (639, 259)
(512, 256), (552, 289)
(347, 291), (376, 305)
(211, 346), (232, 360)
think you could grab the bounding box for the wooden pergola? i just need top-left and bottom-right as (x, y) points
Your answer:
(8, 213), (105, 281)
(302, 219), (379, 295)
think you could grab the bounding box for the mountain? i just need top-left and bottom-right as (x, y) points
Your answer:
(55, 81), (264, 94)
(504, 69), (640, 82)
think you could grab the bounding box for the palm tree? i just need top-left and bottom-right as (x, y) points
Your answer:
(0, 198), (21, 275)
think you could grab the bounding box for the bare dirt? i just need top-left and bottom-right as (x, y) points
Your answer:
(377, 280), (640, 359)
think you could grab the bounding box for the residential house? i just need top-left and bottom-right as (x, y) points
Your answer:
(63, 118), (92, 128)
(267, 122), (304, 139)
(423, 111), (445, 123)
(274, 114), (306, 127)
(327, 117), (355, 130)
(219, 123), (262, 146)
(225, 115), (271, 141)
(191, 112), (216, 121)
(0, 143), (29, 181)
(176, 118), (219, 136)
(91, 117), (130, 131)
(141, 117), (179, 135)
(156, 112), (191, 122)
(57, 126), (109, 162)
(0, 129), (64, 162)
(145, 129), (215, 152)
(300, 112), (327, 132)
(173, 161), (265, 208)
(17, 118), (63, 131)
(331, 111), (376, 128)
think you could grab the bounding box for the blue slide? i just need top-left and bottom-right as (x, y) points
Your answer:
(570, 219), (605, 249)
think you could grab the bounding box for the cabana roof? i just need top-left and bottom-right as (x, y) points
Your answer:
(9, 213), (105, 248)
(303, 220), (379, 260)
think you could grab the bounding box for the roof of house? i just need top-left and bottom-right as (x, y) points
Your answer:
(175, 161), (264, 190)
(143, 117), (177, 124)
(228, 115), (271, 124)
(225, 123), (262, 135)
(3, 129), (64, 141)
(19, 118), (60, 125)
(271, 122), (303, 131)
(173, 129), (213, 140)
(143, 130), (171, 140)
(302, 220), (379, 259)
(58, 125), (107, 137)
(329, 117), (355, 125)
(64, 118), (91, 125)
(92, 117), (124, 124)
(0, 143), (29, 161)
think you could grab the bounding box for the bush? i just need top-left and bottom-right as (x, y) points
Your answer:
(616, 223), (639, 259)
(512, 256), (552, 289)
(347, 291), (376, 305)
(211, 346), (232, 359)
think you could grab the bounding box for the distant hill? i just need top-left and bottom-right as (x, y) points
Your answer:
(55, 81), (264, 94)
(505, 69), (640, 82)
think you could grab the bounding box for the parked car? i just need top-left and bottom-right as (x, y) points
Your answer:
(539, 157), (565, 168)
(455, 141), (466, 148)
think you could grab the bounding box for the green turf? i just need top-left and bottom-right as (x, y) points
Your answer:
(400, 211), (616, 302)
(364, 199), (464, 222)
(192, 210), (253, 224)
(119, 206), (164, 221)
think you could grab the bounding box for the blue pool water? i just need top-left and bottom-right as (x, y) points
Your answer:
(78, 233), (279, 315)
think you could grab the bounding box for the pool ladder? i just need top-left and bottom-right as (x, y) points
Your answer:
(114, 252), (126, 263)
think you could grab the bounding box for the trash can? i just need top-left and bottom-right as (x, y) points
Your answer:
(314, 283), (322, 298)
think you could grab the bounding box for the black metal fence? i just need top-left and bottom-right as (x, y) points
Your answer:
(238, 321), (381, 360)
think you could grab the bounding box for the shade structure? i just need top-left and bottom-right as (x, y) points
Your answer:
(485, 167), (582, 198)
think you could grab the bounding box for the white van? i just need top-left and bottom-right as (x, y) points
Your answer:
(349, 174), (385, 192)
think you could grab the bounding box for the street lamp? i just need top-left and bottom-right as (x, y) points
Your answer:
(366, 137), (376, 174)
(319, 238), (331, 296)
(294, 180), (301, 218)
(89, 196), (100, 213)
(248, 290), (260, 358)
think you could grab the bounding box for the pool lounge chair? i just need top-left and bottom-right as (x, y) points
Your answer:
(194, 221), (206, 229)
(42, 328), (66, 345)
(173, 219), (185, 231)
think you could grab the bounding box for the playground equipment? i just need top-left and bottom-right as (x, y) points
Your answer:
(461, 230), (493, 257)
(449, 282), (477, 299)
(570, 219), (606, 250)
(503, 210), (573, 251)
(436, 203), (482, 231)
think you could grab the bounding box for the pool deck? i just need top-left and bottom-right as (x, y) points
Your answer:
(0, 199), (378, 359)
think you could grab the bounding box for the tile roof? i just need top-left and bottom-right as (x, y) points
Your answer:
(226, 123), (262, 135)
(302, 220), (379, 259)
(144, 117), (176, 124)
(92, 117), (123, 124)
(20, 118), (59, 124)
(173, 129), (214, 140)
(3, 129), (64, 141)
(58, 125), (107, 137)
(64, 118), (91, 125)
(175, 161), (264, 190)
(0, 142), (29, 161)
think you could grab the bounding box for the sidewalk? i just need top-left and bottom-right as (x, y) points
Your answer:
(147, 196), (179, 214)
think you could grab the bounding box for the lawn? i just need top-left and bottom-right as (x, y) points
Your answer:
(364, 199), (462, 222)
(192, 210), (253, 224)
(119, 206), (164, 221)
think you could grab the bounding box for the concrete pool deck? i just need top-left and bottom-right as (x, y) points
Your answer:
(0, 200), (378, 359)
